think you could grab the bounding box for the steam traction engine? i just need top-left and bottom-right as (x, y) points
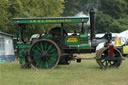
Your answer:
(13, 10), (123, 69)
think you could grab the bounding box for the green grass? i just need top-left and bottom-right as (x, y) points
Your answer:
(0, 54), (128, 85)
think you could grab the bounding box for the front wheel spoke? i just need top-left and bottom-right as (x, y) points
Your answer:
(111, 61), (115, 65)
(101, 60), (106, 64)
(108, 61), (112, 66)
(105, 61), (108, 67)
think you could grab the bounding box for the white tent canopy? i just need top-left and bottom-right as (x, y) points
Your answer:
(117, 30), (128, 45)
(0, 31), (15, 63)
(118, 30), (128, 39)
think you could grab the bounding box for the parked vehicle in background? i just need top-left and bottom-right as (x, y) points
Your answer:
(122, 41), (128, 56)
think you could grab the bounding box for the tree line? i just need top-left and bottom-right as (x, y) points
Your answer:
(0, 0), (128, 37)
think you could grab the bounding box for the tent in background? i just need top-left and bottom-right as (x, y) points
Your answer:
(0, 31), (15, 63)
(118, 30), (128, 39)
(117, 30), (128, 45)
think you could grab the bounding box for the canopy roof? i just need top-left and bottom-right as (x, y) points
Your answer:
(12, 17), (89, 24)
(118, 30), (128, 39)
(0, 31), (13, 37)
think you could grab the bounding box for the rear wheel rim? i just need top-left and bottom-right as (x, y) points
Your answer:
(28, 39), (61, 69)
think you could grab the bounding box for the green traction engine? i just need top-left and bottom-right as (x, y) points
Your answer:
(13, 10), (123, 69)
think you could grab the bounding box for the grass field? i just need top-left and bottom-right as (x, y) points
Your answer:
(0, 54), (128, 85)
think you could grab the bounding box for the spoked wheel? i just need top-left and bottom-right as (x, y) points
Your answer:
(28, 39), (61, 69)
(96, 47), (122, 69)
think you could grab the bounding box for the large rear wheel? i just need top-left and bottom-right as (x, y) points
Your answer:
(28, 39), (61, 69)
(96, 47), (122, 69)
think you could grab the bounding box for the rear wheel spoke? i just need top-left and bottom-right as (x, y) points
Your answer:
(45, 61), (49, 68)
(47, 44), (53, 52)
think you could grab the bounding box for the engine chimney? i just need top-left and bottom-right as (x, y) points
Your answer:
(90, 9), (95, 40)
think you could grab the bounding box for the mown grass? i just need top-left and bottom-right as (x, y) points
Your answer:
(0, 54), (128, 85)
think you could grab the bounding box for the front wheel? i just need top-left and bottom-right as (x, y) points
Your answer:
(96, 47), (122, 69)
(28, 39), (61, 69)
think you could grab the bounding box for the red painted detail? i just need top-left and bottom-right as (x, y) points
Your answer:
(109, 43), (114, 57)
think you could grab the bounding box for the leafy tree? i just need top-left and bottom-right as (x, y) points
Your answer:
(0, 0), (9, 32)
(0, 0), (64, 38)
(96, 0), (128, 33)
(1, 0), (128, 36)
(110, 16), (128, 32)
(62, 0), (128, 33)
(99, 0), (128, 19)
(62, 0), (99, 16)
(95, 11), (113, 33)
(9, 0), (64, 18)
